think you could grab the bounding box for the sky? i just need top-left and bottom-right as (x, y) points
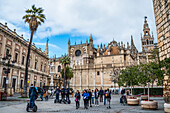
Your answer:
(0, 0), (157, 58)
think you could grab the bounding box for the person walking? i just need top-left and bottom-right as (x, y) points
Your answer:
(61, 87), (65, 102)
(94, 88), (99, 106)
(29, 84), (38, 108)
(99, 87), (104, 102)
(88, 89), (92, 107)
(92, 90), (95, 104)
(82, 90), (89, 109)
(75, 90), (81, 109)
(106, 89), (111, 109)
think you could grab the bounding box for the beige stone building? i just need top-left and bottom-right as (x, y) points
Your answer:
(152, 0), (170, 107)
(152, 0), (170, 61)
(68, 34), (138, 90)
(0, 22), (49, 95)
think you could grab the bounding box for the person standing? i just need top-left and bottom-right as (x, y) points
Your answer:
(106, 89), (111, 109)
(29, 84), (38, 108)
(82, 90), (89, 109)
(104, 90), (107, 105)
(61, 87), (65, 101)
(55, 87), (60, 102)
(95, 88), (99, 106)
(99, 87), (104, 102)
(88, 89), (92, 107)
(66, 88), (70, 102)
(75, 90), (81, 109)
(92, 90), (95, 104)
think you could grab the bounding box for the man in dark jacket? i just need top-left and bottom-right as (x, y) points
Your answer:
(61, 87), (65, 101)
(106, 89), (111, 109)
(55, 87), (60, 102)
(88, 89), (92, 107)
(66, 88), (70, 102)
(99, 87), (104, 102)
(29, 84), (38, 108)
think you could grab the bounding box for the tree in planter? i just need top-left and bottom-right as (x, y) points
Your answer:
(22, 5), (46, 97)
(60, 66), (73, 88)
(118, 66), (139, 95)
(137, 64), (148, 95)
(59, 54), (70, 89)
(140, 62), (164, 101)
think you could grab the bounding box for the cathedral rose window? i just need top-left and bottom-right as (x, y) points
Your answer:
(75, 50), (81, 56)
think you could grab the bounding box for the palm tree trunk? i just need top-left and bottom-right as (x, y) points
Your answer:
(144, 85), (145, 95)
(22, 31), (34, 97)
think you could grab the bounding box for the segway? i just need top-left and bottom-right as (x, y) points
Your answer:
(26, 102), (37, 112)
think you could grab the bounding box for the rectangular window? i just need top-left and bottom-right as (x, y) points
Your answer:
(6, 49), (10, 57)
(44, 65), (46, 72)
(22, 56), (25, 65)
(97, 71), (100, 75)
(15, 53), (18, 62)
(20, 80), (23, 88)
(34, 81), (36, 86)
(2, 77), (6, 88)
(41, 64), (43, 71)
(35, 62), (37, 69)
(40, 82), (42, 88)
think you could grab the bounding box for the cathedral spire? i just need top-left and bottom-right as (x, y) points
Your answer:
(131, 35), (134, 45)
(45, 38), (49, 55)
(68, 37), (70, 45)
(90, 34), (93, 42)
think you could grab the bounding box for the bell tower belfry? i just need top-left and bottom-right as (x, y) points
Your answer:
(141, 16), (154, 52)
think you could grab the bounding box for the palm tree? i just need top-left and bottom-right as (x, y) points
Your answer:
(59, 54), (70, 89)
(22, 5), (46, 97)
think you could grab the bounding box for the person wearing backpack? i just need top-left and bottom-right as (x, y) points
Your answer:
(106, 89), (111, 109)
(29, 84), (38, 108)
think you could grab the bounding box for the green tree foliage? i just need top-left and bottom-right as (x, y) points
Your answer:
(61, 66), (73, 80)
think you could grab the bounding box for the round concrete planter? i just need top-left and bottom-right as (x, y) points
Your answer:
(127, 98), (139, 105)
(141, 100), (158, 110)
(164, 103), (170, 113)
(141, 95), (148, 100)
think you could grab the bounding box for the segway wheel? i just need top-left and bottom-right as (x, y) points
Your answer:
(59, 100), (62, 103)
(26, 103), (29, 112)
(33, 105), (37, 112)
(68, 100), (71, 104)
(54, 99), (56, 103)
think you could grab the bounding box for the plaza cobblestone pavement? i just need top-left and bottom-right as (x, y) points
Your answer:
(0, 95), (164, 113)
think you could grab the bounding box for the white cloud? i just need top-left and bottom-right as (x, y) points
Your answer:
(0, 0), (157, 52)
(34, 42), (61, 49)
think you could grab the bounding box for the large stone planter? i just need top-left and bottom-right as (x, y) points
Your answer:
(141, 100), (158, 110)
(127, 98), (139, 105)
(141, 95), (148, 100)
(164, 103), (170, 113)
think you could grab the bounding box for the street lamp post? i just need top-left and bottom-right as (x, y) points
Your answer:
(2, 54), (15, 96)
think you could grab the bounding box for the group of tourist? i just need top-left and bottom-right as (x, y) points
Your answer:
(28, 84), (112, 109)
(75, 88), (111, 109)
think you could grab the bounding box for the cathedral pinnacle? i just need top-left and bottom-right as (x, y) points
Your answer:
(45, 38), (49, 55)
